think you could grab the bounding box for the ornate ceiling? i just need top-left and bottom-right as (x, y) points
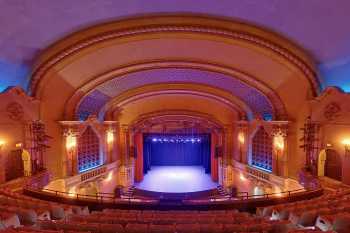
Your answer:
(0, 1), (350, 92)
(76, 68), (279, 121)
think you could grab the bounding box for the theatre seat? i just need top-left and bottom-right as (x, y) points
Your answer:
(222, 223), (247, 233)
(149, 224), (175, 233)
(175, 223), (200, 233)
(125, 223), (149, 233)
(332, 213), (350, 233)
(0, 212), (21, 228)
(199, 223), (223, 233)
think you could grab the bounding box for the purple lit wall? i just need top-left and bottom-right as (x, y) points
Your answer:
(0, 1), (349, 93)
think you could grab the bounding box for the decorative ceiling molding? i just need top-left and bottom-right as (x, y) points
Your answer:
(72, 67), (284, 121)
(130, 110), (224, 133)
(64, 63), (287, 121)
(29, 15), (319, 97)
(101, 88), (251, 121)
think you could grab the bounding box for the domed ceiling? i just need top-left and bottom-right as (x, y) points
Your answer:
(0, 0), (349, 92)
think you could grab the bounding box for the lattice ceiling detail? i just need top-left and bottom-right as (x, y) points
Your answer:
(76, 68), (276, 121)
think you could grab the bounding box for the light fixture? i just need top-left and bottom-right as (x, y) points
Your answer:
(273, 135), (284, 176)
(239, 173), (247, 181)
(66, 135), (77, 150)
(107, 130), (114, 144)
(15, 142), (23, 148)
(342, 138), (350, 152)
(238, 132), (245, 144)
(274, 135), (284, 151)
(0, 140), (5, 149)
(105, 171), (113, 182)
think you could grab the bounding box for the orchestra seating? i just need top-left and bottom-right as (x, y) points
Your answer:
(2, 186), (350, 232)
(257, 188), (350, 232)
(0, 188), (89, 227)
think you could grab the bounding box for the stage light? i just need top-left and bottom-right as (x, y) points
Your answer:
(152, 138), (157, 142)
(15, 142), (23, 148)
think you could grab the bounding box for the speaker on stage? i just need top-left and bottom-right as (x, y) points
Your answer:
(215, 146), (223, 158)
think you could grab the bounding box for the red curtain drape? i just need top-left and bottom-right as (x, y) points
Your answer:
(211, 133), (218, 182)
(134, 133), (144, 182)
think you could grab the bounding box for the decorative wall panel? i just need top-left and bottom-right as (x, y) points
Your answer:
(77, 126), (101, 172)
(251, 127), (272, 172)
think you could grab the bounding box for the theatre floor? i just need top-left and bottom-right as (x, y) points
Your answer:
(135, 166), (218, 193)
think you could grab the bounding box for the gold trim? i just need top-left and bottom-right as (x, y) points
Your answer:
(30, 15), (319, 97)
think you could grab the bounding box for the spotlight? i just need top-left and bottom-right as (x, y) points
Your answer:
(152, 138), (157, 142)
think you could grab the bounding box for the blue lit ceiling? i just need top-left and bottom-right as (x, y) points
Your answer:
(0, 0), (350, 93)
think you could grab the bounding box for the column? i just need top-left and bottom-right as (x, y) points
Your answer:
(62, 127), (78, 177)
(272, 124), (288, 177)
(236, 121), (249, 164)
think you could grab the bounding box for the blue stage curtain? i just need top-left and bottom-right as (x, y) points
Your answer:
(143, 134), (211, 174)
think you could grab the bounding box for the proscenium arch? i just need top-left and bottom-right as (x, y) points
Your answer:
(30, 14), (320, 97)
(130, 110), (224, 133)
(64, 63), (288, 121)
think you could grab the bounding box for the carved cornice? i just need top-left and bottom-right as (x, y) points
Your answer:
(29, 16), (319, 97)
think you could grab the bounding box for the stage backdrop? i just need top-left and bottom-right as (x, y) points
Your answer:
(143, 133), (211, 174)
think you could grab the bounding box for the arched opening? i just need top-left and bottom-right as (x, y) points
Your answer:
(324, 149), (342, 181)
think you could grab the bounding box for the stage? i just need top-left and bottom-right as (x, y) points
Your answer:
(135, 166), (218, 193)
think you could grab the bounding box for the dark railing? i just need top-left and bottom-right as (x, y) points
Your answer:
(24, 183), (319, 205)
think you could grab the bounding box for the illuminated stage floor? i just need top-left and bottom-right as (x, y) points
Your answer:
(135, 166), (218, 193)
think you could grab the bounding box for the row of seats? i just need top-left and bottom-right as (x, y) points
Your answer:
(38, 219), (293, 233)
(0, 188), (89, 227)
(69, 211), (258, 225)
(257, 188), (350, 232)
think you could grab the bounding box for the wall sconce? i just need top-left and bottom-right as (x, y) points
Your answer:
(15, 142), (23, 148)
(274, 135), (285, 151)
(273, 135), (285, 176)
(342, 138), (350, 153)
(238, 132), (245, 144)
(66, 135), (77, 151)
(107, 130), (114, 144)
(238, 132), (245, 163)
(0, 140), (5, 149)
